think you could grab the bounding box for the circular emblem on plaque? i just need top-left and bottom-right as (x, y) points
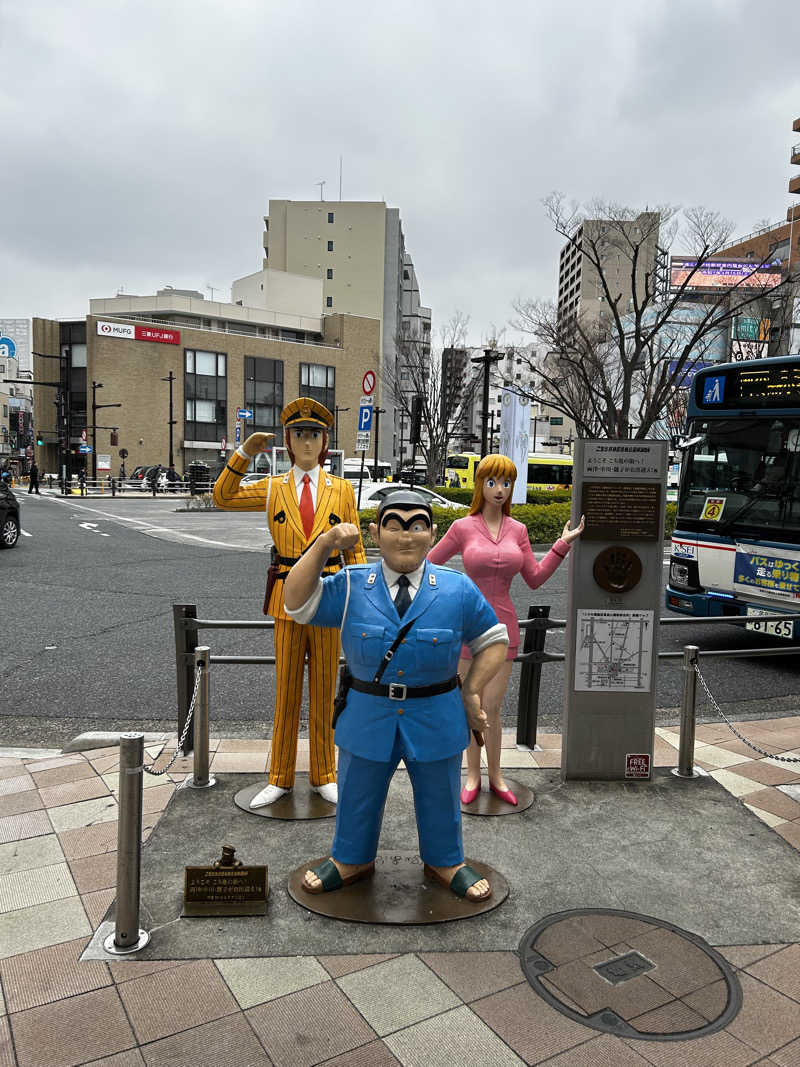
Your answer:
(593, 545), (643, 593)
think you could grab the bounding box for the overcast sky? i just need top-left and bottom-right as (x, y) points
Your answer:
(2, 0), (799, 345)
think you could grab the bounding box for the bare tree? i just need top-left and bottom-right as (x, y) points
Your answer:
(510, 195), (798, 439)
(383, 310), (480, 484)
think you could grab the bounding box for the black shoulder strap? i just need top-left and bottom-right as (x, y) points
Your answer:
(372, 618), (417, 684)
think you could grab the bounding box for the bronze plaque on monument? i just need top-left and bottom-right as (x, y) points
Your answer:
(581, 482), (661, 542)
(183, 845), (268, 917)
(593, 545), (643, 593)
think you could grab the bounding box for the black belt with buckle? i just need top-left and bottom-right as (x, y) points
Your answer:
(348, 676), (459, 700)
(277, 553), (339, 567)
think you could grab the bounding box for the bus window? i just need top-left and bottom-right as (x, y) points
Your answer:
(444, 453), (480, 488)
(527, 457), (573, 488)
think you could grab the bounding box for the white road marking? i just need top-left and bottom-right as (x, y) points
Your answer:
(43, 492), (254, 550)
(21, 529), (32, 537)
(79, 521), (110, 537)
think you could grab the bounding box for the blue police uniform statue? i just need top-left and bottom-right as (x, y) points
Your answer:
(296, 558), (502, 875)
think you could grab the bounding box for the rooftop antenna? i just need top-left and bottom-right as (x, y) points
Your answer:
(315, 181), (326, 201)
(206, 284), (219, 300)
(339, 156), (343, 201)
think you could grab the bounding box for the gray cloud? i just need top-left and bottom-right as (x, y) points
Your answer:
(2, 0), (799, 339)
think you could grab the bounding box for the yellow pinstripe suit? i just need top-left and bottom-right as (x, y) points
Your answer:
(214, 451), (365, 787)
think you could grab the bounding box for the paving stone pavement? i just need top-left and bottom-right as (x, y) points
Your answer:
(0, 721), (799, 1066)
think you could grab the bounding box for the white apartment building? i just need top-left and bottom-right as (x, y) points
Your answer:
(258, 200), (430, 464)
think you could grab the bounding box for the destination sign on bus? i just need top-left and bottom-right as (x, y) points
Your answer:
(696, 363), (800, 409)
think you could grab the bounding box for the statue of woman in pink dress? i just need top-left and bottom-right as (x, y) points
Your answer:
(428, 454), (584, 806)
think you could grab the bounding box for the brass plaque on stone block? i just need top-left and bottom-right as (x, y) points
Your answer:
(581, 482), (661, 541)
(183, 845), (268, 916)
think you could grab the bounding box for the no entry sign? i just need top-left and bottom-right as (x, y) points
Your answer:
(362, 370), (376, 395)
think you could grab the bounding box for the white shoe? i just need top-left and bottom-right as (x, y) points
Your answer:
(312, 782), (338, 804)
(249, 784), (289, 809)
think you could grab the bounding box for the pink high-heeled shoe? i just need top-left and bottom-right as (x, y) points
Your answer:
(490, 781), (518, 806)
(460, 782), (481, 805)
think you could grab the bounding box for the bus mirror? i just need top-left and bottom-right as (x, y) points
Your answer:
(676, 433), (707, 451)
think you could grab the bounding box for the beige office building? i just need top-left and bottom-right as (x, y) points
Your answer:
(32, 287), (380, 480)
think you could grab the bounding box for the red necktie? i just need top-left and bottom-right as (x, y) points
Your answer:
(299, 474), (314, 539)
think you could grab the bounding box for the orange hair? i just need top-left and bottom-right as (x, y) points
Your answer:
(469, 454), (517, 516)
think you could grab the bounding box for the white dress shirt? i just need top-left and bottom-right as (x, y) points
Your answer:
(293, 464), (320, 508)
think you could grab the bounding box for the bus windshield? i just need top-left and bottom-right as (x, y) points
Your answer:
(446, 455), (471, 470)
(679, 416), (800, 538)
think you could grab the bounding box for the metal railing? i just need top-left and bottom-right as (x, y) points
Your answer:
(173, 603), (800, 754)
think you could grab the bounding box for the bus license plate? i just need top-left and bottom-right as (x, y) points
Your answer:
(745, 608), (795, 639)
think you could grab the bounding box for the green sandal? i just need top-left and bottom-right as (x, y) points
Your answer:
(302, 858), (375, 895)
(424, 863), (492, 901)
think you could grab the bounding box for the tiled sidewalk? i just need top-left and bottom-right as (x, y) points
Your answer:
(1, 721), (800, 1067)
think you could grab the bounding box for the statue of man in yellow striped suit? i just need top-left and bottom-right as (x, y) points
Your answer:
(213, 397), (366, 808)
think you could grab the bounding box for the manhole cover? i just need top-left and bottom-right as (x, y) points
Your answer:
(519, 908), (741, 1041)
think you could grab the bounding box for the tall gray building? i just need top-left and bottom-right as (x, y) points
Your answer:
(260, 200), (429, 464)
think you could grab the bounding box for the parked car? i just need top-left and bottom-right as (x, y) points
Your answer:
(356, 482), (466, 513)
(0, 481), (20, 548)
(397, 466), (430, 484)
(125, 464), (155, 490)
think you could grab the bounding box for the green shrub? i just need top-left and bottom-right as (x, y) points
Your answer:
(361, 498), (678, 549)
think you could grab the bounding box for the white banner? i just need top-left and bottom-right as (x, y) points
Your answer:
(498, 389), (529, 504)
(97, 454), (111, 472)
(730, 339), (767, 362)
(96, 320), (135, 339)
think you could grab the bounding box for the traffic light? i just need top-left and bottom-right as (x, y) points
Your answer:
(110, 430), (118, 446)
(36, 433), (44, 446)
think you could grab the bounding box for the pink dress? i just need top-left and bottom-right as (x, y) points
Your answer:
(427, 513), (570, 660)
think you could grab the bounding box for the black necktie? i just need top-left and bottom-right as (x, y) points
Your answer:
(394, 574), (412, 618)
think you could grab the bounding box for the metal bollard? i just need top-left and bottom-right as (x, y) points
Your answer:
(104, 733), (150, 954)
(516, 605), (550, 749)
(187, 646), (216, 789)
(672, 645), (702, 779)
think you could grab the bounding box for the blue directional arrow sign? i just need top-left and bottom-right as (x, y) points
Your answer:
(236, 407), (254, 420)
(358, 399), (373, 432)
(79, 444), (93, 454)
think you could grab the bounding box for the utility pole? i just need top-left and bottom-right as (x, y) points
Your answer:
(91, 381), (122, 481)
(161, 372), (176, 467)
(373, 407), (386, 479)
(334, 406), (349, 451)
(470, 348), (502, 457)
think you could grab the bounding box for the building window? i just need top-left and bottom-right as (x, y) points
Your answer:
(327, 211), (334, 223)
(185, 349), (227, 442)
(300, 362), (335, 412)
(326, 296), (333, 308)
(326, 268), (333, 280)
(327, 240), (334, 252)
(244, 357), (284, 444)
(403, 269), (410, 280)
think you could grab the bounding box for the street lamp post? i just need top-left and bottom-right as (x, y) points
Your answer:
(334, 405), (349, 451)
(92, 380), (122, 482)
(161, 372), (176, 468)
(373, 407), (386, 479)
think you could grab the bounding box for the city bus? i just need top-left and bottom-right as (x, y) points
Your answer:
(666, 355), (800, 639)
(445, 452), (573, 491)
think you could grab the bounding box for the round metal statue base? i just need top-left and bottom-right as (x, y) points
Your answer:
(461, 777), (534, 816)
(103, 929), (150, 955)
(288, 851), (508, 925)
(233, 782), (336, 821)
